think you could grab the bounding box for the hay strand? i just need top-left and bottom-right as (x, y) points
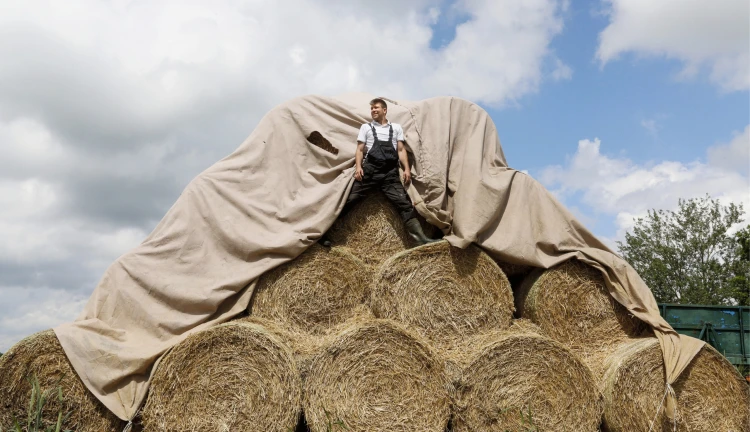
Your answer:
(371, 240), (514, 349)
(249, 244), (372, 335)
(0, 330), (124, 431)
(448, 320), (603, 432)
(601, 337), (750, 432)
(141, 322), (301, 432)
(325, 192), (414, 266)
(516, 259), (647, 360)
(233, 311), (372, 379)
(303, 317), (451, 432)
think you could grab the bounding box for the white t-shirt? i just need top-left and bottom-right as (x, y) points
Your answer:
(356, 121), (404, 153)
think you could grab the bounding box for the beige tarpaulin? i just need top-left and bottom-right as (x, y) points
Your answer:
(54, 94), (704, 422)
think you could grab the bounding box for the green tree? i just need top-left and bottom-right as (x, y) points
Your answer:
(617, 195), (746, 305)
(724, 226), (750, 305)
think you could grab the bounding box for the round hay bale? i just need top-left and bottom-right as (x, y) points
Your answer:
(516, 259), (647, 358)
(249, 244), (372, 335)
(234, 310), (376, 380)
(304, 318), (451, 432)
(370, 240), (514, 349)
(601, 337), (750, 432)
(0, 330), (124, 431)
(233, 315), (319, 378)
(141, 322), (301, 432)
(325, 192), (413, 266)
(448, 320), (602, 432)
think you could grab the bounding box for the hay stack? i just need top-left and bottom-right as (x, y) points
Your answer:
(325, 192), (415, 266)
(601, 337), (750, 432)
(516, 259), (647, 361)
(448, 320), (603, 432)
(0, 330), (124, 431)
(370, 240), (514, 349)
(141, 322), (301, 432)
(303, 317), (451, 432)
(233, 312), (375, 379)
(249, 244), (372, 335)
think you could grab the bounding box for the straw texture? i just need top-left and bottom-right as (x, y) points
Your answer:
(141, 322), (301, 432)
(325, 192), (414, 266)
(249, 244), (372, 335)
(234, 310), (373, 379)
(448, 320), (603, 432)
(601, 337), (750, 432)
(371, 240), (514, 349)
(303, 317), (451, 432)
(0, 330), (124, 431)
(516, 260), (647, 361)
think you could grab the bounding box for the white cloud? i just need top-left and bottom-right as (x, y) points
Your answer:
(640, 119), (658, 139)
(0, 286), (89, 352)
(424, 0), (567, 104)
(551, 57), (573, 81)
(0, 0), (569, 351)
(539, 126), (750, 239)
(428, 6), (441, 25)
(707, 124), (750, 176)
(597, 0), (750, 91)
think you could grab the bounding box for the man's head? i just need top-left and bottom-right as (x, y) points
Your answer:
(370, 98), (387, 123)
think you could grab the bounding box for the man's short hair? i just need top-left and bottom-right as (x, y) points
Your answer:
(370, 98), (387, 110)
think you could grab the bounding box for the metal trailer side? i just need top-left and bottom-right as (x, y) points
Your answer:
(659, 303), (749, 380)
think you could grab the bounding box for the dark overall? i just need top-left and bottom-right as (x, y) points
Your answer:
(341, 123), (416, 222)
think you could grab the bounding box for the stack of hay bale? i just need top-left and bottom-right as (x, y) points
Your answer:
(515, 260), (750, 432)
(1, 193), (748, 431)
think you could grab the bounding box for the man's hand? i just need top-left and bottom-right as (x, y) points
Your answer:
(354, 166), (364, 181)
(397, 140), (411, 185)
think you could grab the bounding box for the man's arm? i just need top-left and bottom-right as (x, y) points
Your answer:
(354, 141), (365, 181)
(397, 140), (411, 184)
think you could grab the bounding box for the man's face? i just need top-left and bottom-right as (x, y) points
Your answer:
(370, 103), (386, 122)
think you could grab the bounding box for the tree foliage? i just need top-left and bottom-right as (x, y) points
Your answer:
(617, 195), (748, 305)
(725, 225), (750, 305)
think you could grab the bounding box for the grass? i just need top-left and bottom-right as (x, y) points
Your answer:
(0, 374), (72, 432)
(499, 406), (539, 432)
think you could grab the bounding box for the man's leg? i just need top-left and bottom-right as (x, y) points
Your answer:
(380, 168), (437, 246)
(320, 169), (377, 247)
(380, 168), (416, 222)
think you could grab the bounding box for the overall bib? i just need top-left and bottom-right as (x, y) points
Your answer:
(342, 123), (416, 222)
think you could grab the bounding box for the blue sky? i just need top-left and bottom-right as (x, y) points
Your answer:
(462, 1), (749, 240)
(496, 4), (748, 170)
(0, 0), (747, 351)
(493, 1), (748, 166)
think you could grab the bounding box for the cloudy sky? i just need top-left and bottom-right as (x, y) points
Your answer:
(1, 0), (748, 351)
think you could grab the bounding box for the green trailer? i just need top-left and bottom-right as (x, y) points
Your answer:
(658, 303), (749, 374)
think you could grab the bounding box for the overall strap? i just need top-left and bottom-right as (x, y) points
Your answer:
(365, 123), (397, 164)
(366, 123), (377, 159)
(369, 123), (394, 145)
(369, 123), (379, 143)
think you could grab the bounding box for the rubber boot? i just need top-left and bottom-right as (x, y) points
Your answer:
(405, 218), (439, 246)
(319, 233), (333, 248)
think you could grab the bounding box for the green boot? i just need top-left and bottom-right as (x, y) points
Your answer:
(405, 218), (439, 246)
(319, 233), (333, 248)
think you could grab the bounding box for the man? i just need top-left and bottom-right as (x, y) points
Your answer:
(321, 98), (437, 246)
